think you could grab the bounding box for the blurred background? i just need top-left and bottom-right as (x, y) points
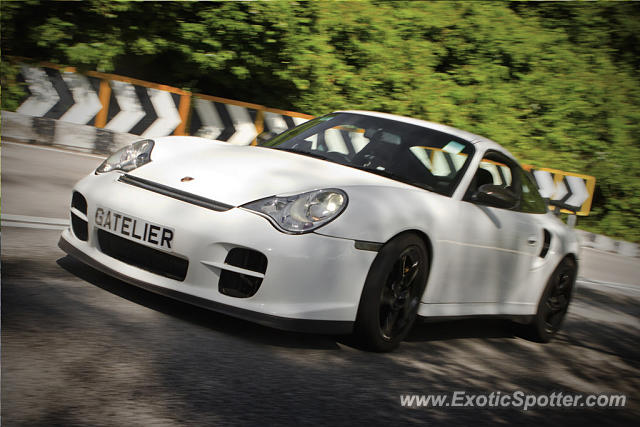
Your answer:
(2, 0), (639, 240)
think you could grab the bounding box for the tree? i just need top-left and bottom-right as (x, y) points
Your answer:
(2, 0), (639, 240)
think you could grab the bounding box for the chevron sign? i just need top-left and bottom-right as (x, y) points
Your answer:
(524, 165), (596, 216)
(261, 110), (310, 140)
(103, 81), (183, 137)
(16, 63), (313, 145)
(18, 66), (102, 123)
(189, 96), (261, 145)
(17, 65), (191, 137)
(189, 95), (312, 146)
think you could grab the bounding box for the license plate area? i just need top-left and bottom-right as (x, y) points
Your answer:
(94, 207), (175, 251)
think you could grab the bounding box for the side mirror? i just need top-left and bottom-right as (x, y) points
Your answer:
(472, 184), (518, 209)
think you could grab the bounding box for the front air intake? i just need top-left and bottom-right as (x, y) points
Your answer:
(97, 229), (189, 281)
(71, 191), (88, 241)
(71, 212), (88, 241)
(71, 191), (87, 214)
(219, 248), (268, 298)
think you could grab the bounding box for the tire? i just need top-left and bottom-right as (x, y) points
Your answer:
(520, 257), (577, 343)
(354, 234), (430, 352)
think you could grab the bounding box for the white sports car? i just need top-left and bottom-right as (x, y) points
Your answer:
(59, 111), (579, 351)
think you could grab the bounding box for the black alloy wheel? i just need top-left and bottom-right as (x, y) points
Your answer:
(519, 257), (577, 343)
(379, 246), (423, 340)
(355, 234), (429, 352)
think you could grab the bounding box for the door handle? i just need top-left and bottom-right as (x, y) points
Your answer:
(527, 236), (538, 246)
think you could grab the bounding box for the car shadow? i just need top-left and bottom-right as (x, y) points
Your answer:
(408, 318), (517, 342)
(57, 254), (519, 352)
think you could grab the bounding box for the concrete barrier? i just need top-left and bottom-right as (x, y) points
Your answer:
(615, 240), (639, 258)
(575, 230), (639, 258)
(2, 111), (139, 154)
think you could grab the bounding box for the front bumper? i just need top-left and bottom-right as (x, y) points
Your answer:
(59, 172), (378, 334)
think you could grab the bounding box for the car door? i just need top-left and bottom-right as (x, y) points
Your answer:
(428, 150), (543, 305)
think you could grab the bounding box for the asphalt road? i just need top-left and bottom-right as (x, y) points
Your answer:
(2, 142), (639, 426)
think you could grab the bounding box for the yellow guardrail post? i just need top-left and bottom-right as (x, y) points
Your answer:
(253, 109), (265, 146)
(174, 94), (192, 136)
(94, 79), (111, 129)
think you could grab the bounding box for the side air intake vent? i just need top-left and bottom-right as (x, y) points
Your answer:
(539, 229), (552, 258)
(219, 248), (268, 298)
(97, 229), (188, 281)
(71, 212), (88, 241)
(71, 191), (88, 214)
(71, 191), (88, 241)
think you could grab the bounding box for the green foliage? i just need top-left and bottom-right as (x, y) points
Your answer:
(1, 61), (26, 111)
(1, 1), (639, 240)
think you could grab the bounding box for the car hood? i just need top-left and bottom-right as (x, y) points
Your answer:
(127, 137), (411, 206)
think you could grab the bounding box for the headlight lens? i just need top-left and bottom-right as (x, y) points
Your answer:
(96, 139), (154, 173)
(242, 189), (348, 234)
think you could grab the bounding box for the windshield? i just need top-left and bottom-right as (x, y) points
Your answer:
(261, 112), (475, 196)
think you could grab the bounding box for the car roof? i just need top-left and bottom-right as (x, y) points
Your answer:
(336, 110), (513, 158)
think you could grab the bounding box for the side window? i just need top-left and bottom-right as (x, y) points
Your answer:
(518, 168), (548, 214)
(464, 151), (521, 210)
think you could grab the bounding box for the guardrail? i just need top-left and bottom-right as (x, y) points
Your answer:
(13, 62), (313, 146)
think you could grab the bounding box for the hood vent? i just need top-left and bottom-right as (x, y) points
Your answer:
(118, 174), (234, 212)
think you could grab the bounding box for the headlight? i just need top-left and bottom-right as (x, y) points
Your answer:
(96, 139), (154, 173)
(242, 189), (348, 234)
